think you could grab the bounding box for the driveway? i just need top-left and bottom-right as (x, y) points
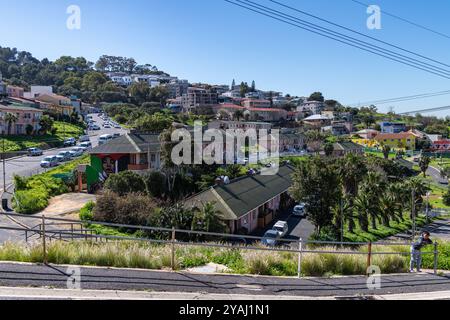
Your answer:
(252, 207), (315, 244)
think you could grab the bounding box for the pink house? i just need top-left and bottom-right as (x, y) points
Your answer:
(0, 100), (43, 135)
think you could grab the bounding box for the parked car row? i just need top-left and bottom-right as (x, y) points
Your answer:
(37, 137), (92, 168)
(260, 204), (307, 247)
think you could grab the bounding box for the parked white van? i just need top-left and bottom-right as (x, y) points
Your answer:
(98, 134), (113, 145)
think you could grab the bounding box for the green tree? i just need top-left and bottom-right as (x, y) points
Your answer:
(381, 144), (391, 160)
(104, 171), (146, 196)
(25, 124), (33, 136)
(308, 92), (324, 102)
(418, 156), (431, 178)
(289, 157), (341, 233)
(337, 153), (367, 233)
(39, 115), (54, 135)
(324, 142), (334, 156)
(129, 81), (151, 105)
(234, 109), (244, 121)
(192, 202), (226, 233)
(4, 113), (18, 135)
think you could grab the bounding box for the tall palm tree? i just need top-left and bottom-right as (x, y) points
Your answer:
(354, 192), (371, 232)
(4, 113), (18, 135)
(337, 153), (367, 233)
(360, 171), (385, 230)
(379, 184), (403, 227)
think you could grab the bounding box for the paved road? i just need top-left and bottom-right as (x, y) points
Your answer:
(427, 165), (449, 185)
(0, 114), (127, 242)
(0, 113), (128, 187)
(0, 262), (449, 297)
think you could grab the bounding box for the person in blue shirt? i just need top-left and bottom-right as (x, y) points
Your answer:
(410, 231), (433, 273)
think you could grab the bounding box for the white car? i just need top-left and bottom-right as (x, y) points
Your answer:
(293, 203), (307, 218)
(79, 142), (92, 150)
(56, 151), (72, 162)
(79, 135), (90, 142)
(69, 147), (84, 157)
(261, 230), (280, 247)
(272, 221), (289, 238)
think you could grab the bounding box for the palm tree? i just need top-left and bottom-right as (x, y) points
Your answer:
(381, 143), (391, 160)
(418, 156), (431, 178)
(192, 202), (226, 234)
(379, 184), (403, 227)
(360, 171), (385, 230)
(337, 153), (367, 233)
(234, 110), (244, 121)
(4, 113), (18, 135)
(354, 192), (371, 232)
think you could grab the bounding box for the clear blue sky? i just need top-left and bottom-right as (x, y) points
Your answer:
(1, 0), (450, 117)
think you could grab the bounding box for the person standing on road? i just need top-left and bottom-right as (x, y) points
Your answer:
(410, 231), (433, 273)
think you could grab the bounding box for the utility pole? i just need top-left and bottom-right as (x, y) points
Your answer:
(2, 137), (5, 193)
(411, 189), (416, 241)
(340, 198), (344, 244)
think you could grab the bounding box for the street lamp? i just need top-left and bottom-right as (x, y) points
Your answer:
(426, 191), (431, 223)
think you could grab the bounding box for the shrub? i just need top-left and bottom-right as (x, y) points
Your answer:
(104, 171), (146, 196)
(13, 189), (49, 214)
(143, 171), (166, 198)
(93, 191), (158, 226)
(13, 175), (28, 191)
(79, 201), (95, 221)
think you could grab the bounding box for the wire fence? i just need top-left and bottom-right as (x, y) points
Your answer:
(0, 212), (440, 277)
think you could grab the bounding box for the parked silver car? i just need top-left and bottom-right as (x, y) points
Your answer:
(40, 156), (59, 168)
(27, 147), (43, 157)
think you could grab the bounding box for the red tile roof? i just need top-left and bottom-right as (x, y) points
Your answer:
(374, 132), (415, 140)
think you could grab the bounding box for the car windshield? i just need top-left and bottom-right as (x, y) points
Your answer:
(43, 157), (53, 161)
(264, 232), (277, 239)
(273, 226), (284, 232)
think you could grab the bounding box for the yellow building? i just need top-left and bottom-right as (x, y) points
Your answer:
(374, 132), (416, 150)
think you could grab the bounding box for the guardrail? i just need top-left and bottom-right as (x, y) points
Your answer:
(0, 212), (440, 277)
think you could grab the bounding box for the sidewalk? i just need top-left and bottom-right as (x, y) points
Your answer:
(0, 286), (449, 300)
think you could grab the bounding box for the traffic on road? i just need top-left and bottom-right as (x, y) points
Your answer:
(0, 113), (128, 188)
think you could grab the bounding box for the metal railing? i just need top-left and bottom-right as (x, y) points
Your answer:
(0, 212), (440, 277)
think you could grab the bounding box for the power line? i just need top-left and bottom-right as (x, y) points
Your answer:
(270, 0), (450, 68)
(248, 0), (450, 76)
(350, 0), (450, 41)
(224, 0), (450, 79)
(348, 89), (450, 106)
(398, 105), (450, 115)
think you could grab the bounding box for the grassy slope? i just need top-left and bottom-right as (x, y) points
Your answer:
(0, 240), (448, 276)
(0, 121), (84, 153)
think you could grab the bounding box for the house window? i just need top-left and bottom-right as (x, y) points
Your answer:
(151, 154), (156, 162)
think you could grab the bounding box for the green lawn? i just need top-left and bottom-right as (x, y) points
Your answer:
(344, 214), (429, 242)
(0, 121), (85, 153)
(364, 150), (396, 159)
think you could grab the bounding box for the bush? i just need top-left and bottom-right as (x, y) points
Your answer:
(104, 171), (146, 196)
(13, 189), (49, 214)
(143, 171), (166, 198)
(79, 201), (95, 221)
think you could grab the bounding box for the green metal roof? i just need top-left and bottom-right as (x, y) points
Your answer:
(185, 165), (295, 220)
(90, 133), (161, 154)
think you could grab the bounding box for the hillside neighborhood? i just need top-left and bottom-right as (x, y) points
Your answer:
(0, 43), (450, 302)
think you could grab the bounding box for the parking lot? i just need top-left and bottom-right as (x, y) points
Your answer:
(252, 206), (315, 246)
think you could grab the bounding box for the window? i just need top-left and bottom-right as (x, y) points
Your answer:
(151, 154), (156, 162)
